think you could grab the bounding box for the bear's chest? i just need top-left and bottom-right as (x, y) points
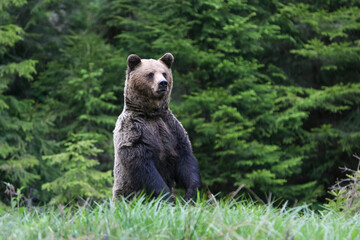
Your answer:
(141, 118), (178, 186)
(144, 118), (178, 160)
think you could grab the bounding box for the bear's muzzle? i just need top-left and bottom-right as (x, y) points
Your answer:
(157, 80), (168, 93)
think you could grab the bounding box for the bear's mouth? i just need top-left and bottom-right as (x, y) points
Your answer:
(153, 89), (167, 99)
(157, 89), (167, 94)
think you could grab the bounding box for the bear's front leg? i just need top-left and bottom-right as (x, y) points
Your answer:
(119, 144), (172, 199)
(176, 154), (202, 200)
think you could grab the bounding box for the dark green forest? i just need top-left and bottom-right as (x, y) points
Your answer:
(1, 0), (360, 205)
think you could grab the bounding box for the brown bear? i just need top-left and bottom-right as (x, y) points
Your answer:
(112, 53), (201, 201)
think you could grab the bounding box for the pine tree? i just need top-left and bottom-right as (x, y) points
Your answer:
(0, 0), (40, 203)
(42, 134), (112, 204)
(35, 2), (125, 202)
(267, 2), (360, 200)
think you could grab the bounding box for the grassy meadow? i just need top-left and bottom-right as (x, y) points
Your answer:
(1, 197), (359, 240)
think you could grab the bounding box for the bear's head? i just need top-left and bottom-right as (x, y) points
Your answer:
(124, 53), (174, 116)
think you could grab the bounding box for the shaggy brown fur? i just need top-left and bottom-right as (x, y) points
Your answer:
(112, 53), (201, 200)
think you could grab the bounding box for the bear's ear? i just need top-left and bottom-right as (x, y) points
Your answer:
(127, 54), (141, 71)
(159, 53), (174, 69)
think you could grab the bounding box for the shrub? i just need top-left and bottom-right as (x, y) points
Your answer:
(325, 154), (360, 214)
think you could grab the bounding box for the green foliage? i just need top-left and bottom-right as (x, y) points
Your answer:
(42, 134), (112, 204)
(0, 24), (24, 54)
(272, 2), (360, 199)
(34, 5), (123, 203)
(0, 0), (41, 202)
(325, 155), (360, 215)
(103, 0), (360, 202)
(35, 31), (123, 174)
(1, 0), (121, 204)
(1, 0), (360, 205)
(3, 182), (25, 209)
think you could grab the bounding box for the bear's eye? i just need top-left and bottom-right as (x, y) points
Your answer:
(146, 72), (154, 79)
(162, 72), (167, 79)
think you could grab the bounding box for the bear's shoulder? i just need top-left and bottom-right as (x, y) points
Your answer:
(114, 111), (144, 148)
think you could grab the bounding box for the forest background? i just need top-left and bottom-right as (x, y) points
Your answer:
(1, 0), (360, 206)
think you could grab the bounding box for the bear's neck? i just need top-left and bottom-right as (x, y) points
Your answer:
(124, 96), (169, 118)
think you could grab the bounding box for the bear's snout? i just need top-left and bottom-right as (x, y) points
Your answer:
(158, 80), (168, 91)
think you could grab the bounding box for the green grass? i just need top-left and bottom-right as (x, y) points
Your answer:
(0, 197), (359, 240)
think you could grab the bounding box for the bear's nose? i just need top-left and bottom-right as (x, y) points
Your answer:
(159, 80), (168, 89)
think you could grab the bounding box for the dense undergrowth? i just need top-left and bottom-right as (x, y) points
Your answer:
(1, 197), (359, 240)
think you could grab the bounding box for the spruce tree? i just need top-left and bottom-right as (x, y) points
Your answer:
(42, 134), (112, 204)
(0, 0), (40, 203)
(35, 3), (125, 202)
